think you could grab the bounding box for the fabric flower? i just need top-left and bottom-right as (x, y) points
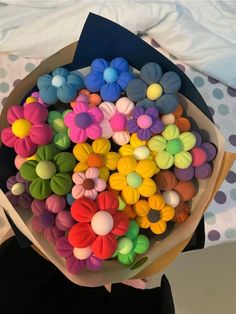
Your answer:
(6, 172), (33, 209)
(64, 101), (103, 143)
(31, 194), (75, 244)
(20, 144), (76, 200)
(37, 67), (83, 104)
(1, 104), (53, 157)
(126, 106), (164, 141)
(148, 124), (196, 169)
(14, 154), (36, 170)
(99, 97), (134, 145)
(72, 168), (106, 200)
(113, 220), (149, 265)
(48, 110), (71, 150)
(71, 89), (102, 108)
(84, 57), (134, 102)
(134, 194), (175, 234)
(126, 62), (181, 114)
(23, 91), (46, 107)
(161, 104), (191, 132)
(68, 191), (129, 259)
(109, 156), (158, 205)
(55, 236), (102, 274)
(73, 138), (120, 181)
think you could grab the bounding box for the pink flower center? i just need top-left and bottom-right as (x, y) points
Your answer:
(137, 114), (153, 129)
(75, 112), (93, 129)
(110, 112), (127, 132)
(91, 211), (114, 236)
(82, 178), (95, 190)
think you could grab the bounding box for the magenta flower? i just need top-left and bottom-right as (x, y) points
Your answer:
(1, 103), (53, 157)
(55, 236), (102, 274)
(64, 102), (103, 143)
(23, 92), (46, 107)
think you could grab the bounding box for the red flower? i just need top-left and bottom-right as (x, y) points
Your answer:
(68, 191), (129, 259)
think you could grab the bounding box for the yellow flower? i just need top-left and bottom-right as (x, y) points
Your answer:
(73, 138), (120, 181)
(134, 194), (175, 234)
(109, 156), (159, 205)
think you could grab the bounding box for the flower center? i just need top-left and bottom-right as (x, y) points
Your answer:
(118, 237), (133, 254)
(126, 172), (142, 188)
(73, 246), (92, 260)
(51, 75), (66, 87)
(12, 119), (32, 138)
(11, 182), (25, 196)
(103, 67), (118, 83)
(166, 138), (183, 155)
(137, 114), (153, 129)
(40, 211), (55, 228)
(82, 178), (95, 190)
(147, 209), (161, 223)
(110, 112), (127, 131)
(133, 146), (150, 160)
(36, 161), (56, 179)
(75, 112), (93, 129)
(91, 211), (114, 236)
(87, 153), (104, 168)
(146, 83), (163, 100)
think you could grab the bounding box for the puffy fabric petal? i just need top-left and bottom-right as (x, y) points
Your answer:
(19, 193), (33, 209)
(122, 186), (140, 205)
(20, 160), (38, 181)
(37, 74), (52, 89)
(64, 111), (76, 128)
(174, 151), (192, 169)
(100, 119), (113, 139)
(68, 223), (96, 248)
(99, 101), (116, 120)
(30, 178), (52, 200)
(134, 200), (150, 217)
(86, 124), (102, 140)
(6, 192), (19, 207)
(86, 167), (99, 179)
(117, 156), (137, 175)
(109, 173), (127, 191)
(126, 78), (147, 102)
(7, 105), (24, 123)
(14, 137), (37, 157)
(179, 132), (196, 151)
(50, 173), (73, 196)
(100, 82), (121, 102)
(71, 197), (97, 222)
(136, 98), (155, 108)
(44, 226), (64, 244)
(145, 106), (159, 117)
(85, 255), (102, 271)
(72, 172), (86, 184)
(136, 159), (158, 178)
(85, 189), (98, 200)
(52, 67), (70, 77)
(85, 72), (104, 92)
(117, 72), (134, 89)
(95, 178), (106, 192)
(39, 85), (58, 105)
(92, 138), (111, 155)
(148, 135), (167, 152)
(29, 123), (53, 145)
(138, 178), (157, 197)
(91, 58), (109, 72)
(150, 220), (167, 234)
(91, 234), (117, 259)
(136, 215), (150, 229)
(105, 152), (120, 170)
(31, 199), (45, 216)
(96, 191), (119, 214)
(69, 128), (87, 143)
(73, 143), (92, 161)
(1, 127), (18, 148)
(116, 97), (134, 115)
(74, 162), (88, 172)
(133, 235), (150, 254)
(73, 101), (88, 114)
(57, 83), (77, 103)
(148, 194), (165, 210)
(6, 176), (17, 190)
(53, 152), (76, 172)
(161, 205), (175, 221)
(88, 107), (104, 123)
(31, 215), (44, 233)
(162, 124), (180, 141)
(160, 71), (181, 94)
(140, 62), (163, 84)
(119, 144), (134, 157)
(111, 57), (129, 73)
(72, 184), (85, 199)
(67, 73), (83, 89)
(130, 133), (146, 147)
(66, 256), (85, 275)
(150, 119), (164, 134)
(195, 162), (213, 179)
(24, 102), (48, 124)
(112, 131), (130, 146)
(155, 94), (179, 114)
(111, 212), (129, 236)
(131, 106), (145, 119)
(118, 251), (136, 265)
(55, 236), (73, 257)
(98, 167), (110, 182)
(126, 119), (139, 134)
(36, 143), (57, 161)
(137, 128), (152, 141)
(155, 151), (175, 169)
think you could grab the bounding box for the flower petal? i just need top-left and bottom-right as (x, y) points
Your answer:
(133, 235), (150, 254)
(130, 133), (146, 147)
(112, 212), (129, 236)
(39, 85), (58, 105)
(126, 119), (139, 133)
(145, 106), (159, 117)
(111, 57), (129, 73)
(117, 156), (137, 175)
(136, 159), (158, 178)
(29, 123), (53, 145)
(20, 160), (38, 181)
(99, 167), (110, 182)
(24, 103), (48, 124)
(55, 236), (73, 257)
(30, 178), (52, 200)
(53, 152), (76, 172)
(148, 135), (166, 152)
(105, 152), (120, 170)
(134, 199), (150, 217)
(6, 175), (17, 190)
(137, 98), (155, 108)
(86, 124), (102, 140)
(138, 178), (157, 197)
(36, 143), (57, 161)
(137, 128), (152, 141)
(126, 78), (147, 102)
(7, 106), (24, 124)
(85, 72), (104, 92)
(150, 119), (164, 134)
(91, 58), (109, 73)
(69, 127), (87, 143)
(66, 256), (85, 275)
(162, 124), (180, 140)
(109, 173), (127, 191)
(67, 73), (83, 89)
(155, 94), (179, 114)
(73, 102), (88, 114)
(116, 97), (134, 115)
(150, 220), (167, 234)
(74, 162), (88, 172)
(179, 132), (196, 151)
(161, 205), (175, 221)
(122, 186), (140, 205)
(85, 255), (103, 271)
(31, 215), (44, 233)
(57, 84), (77, 103)
(37, 74), (52, 89)
(72, 184), (85, 199)
(71, 197), (97, 222)
(140, 62), (163, 84)
(95, 178), (106, 192)
(72, 172), (86, 184)
(64, 111), (76, 128)
(112, 131), (130, 145)
(174, 151), (192, 169)
(6, 192), (19, 207)
(148, 194), (165, 210)
(155, 151), (175, 169)
(136, 216), (150, 229)
(1, 127), (18, 148)
(86, 167), (99, 179)
(119, 144), (134, 157)
(31, 199), (45, 216)
(99, 101), (116, 120)
(44, 226), (64, 244)
(160, 71), (181, 94)
(96, 191), (119, 214)
(85, 189), (98, 200)
(92, 138), (111, 155)
(68, 223), (96, 248)
(100, 83), (121, 102)
(88, 107), (104, 123)
(73, 143), (92, 162)
(50, 173), (73, 195)
(117, 72), (134, 90)
(100, 119), (113, 139)
(91, 234), (117, 259)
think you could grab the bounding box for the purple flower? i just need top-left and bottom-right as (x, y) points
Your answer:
(126, 106), (164, 140)
(6, 172), (33, 209)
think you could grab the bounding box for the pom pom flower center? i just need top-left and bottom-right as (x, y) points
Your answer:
(126, 172), (142, 188)
(75, 112), (93, 129)
(91, 211), (114, 236)
(51, 75), (66, 87)
(133, 146), (151, 160)
(166, 139), (182, 155)
(103, 67), (118, 83)
(146, 83), (163, 100)
(147, 209), (161, 223)
(36, 161), (56, 179)
(12, 119), (32, 138)
(87, 153), (104, 168)
(11, 182), (25, 196)
(110, 112), (127, 132)
(73, 246), (92, 260)
(137, 114), (153, 129)
(82, 178), (95, 190)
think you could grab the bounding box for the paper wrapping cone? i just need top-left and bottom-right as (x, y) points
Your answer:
(0, 14), (235, 287)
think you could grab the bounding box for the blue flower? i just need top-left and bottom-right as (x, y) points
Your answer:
(37, 67), (83, 105)
(84, 57), (134, 102)
(126, 62), (181, 114)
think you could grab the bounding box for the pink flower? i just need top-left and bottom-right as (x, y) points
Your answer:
(64, 101), (103, 143)
(1, 104), (53, 157)
(99, 97), (134, 145)
(72, 167), (106, 200)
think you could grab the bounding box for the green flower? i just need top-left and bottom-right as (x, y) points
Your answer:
(20, 144), (76, 200)
(48, 110), (72, 150)
(113, 220), (149, 265)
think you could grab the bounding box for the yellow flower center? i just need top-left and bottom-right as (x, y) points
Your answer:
(12, 119), (32, 138)
(146, 83), (163, 100)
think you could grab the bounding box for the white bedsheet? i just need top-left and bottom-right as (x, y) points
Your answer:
(0, 1), (236, 88)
